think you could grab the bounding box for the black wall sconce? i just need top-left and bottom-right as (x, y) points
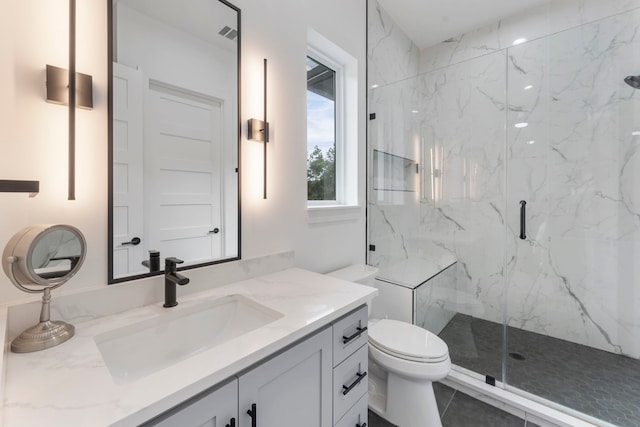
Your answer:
(0, 180), (40, 197)
(44, 0), (93, 200)
(247, 58), (269, 199)
(46, 65), (93, 109)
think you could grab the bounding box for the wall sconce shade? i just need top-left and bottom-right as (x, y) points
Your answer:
(247, 58), (269, 199)
(247, 118), (269, 142)
(46, 65), (93, 109)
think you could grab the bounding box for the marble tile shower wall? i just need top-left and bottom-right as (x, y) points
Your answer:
(418, 0), (640, 74)
(367, 0), (420, 88)
(368, 0), (640, 359)
(367, 0), (422, 270)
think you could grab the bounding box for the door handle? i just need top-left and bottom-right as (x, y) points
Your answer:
(519, 200), (526, 240)
(121, 237), (141, 246)
(343, 326), (367, 344)
(247, 403), (257, 427)
(342, 371), (367, 396)
(225, 418), (235, 427)
(209, 228), (220, 234)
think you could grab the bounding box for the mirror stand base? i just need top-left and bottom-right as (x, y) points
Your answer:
(11, 320), (75, 353)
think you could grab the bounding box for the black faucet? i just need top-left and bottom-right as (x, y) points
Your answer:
(163, 257), (190, 307)
(141, 250), (161, 272)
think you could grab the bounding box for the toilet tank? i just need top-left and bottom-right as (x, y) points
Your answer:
(327, 264), (378, 286)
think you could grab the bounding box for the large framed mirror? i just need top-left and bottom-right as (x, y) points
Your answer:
(108, 0), (241, 283)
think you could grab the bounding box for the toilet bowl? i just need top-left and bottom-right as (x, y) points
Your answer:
(328, 264), (451, 427)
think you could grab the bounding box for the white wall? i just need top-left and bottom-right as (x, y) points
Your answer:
(238, 0), (367, 274)
(0, 0), (366, 305)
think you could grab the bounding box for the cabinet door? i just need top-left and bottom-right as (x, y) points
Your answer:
(238, 327), (332, 427)
(145, 378), (238, 427)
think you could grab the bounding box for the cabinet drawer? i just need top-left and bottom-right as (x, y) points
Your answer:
(334, 394), (368, 427)
(333, 343), (368, 424)
(333, 305), (368, 365)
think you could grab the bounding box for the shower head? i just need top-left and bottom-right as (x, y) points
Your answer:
(624, 75), (640, 89)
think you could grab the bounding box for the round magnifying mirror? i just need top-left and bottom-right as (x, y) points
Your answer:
(2, 224), (86, 353)
(3, 225), (86, 289)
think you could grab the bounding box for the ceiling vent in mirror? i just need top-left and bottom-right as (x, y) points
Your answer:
(218, 25), (238, 40)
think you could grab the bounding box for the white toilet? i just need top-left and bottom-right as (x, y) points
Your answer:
(329, 264), (451, 427)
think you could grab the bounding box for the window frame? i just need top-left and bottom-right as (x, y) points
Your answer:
(306, 29), (358, 221)
(306, 50), (343, 205)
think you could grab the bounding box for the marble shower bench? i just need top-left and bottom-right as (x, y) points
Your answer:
(372, 254), (462, 334)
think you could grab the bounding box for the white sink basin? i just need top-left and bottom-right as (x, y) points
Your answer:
(95, 294), (283, 384)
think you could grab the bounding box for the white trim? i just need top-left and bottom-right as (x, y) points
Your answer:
(442, 368), (614, 427)
(307, 205), (362, 224)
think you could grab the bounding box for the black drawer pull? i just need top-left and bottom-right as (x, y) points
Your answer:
(342, 371), (367, 396)
(343, 326), (367, 344)
(226, 418), (235, 427)
(247, 403), (256, 427)
(356, 423), (367, 427)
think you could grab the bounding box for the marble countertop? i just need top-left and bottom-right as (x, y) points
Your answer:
(1, 268), (376, 427)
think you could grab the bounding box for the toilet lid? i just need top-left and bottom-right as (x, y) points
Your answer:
(369, 319), (449, 362)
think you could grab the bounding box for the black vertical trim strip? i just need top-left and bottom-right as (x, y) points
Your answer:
(236, 2), (242, 262)
(107, 0), (114, 283)
(68, 0), (76, 200)
(216, 0), (242, 260)
(365, 0), (369, 264)
(263, 58), (268, 199)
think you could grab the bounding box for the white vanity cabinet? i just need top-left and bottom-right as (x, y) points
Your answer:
(143, 306), (367, 427)
(144, 326), (333, 427)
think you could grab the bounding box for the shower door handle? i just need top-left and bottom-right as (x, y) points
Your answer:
(519, 200), (526, 240)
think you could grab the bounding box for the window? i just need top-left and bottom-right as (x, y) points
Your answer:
(307, 56), (337, 201)
(306, 29), (358, 219)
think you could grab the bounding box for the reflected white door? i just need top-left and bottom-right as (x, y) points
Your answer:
(112, 62), (145, 277)
(145, 81), (223, 265)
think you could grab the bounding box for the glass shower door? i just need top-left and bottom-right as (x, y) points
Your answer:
(367, 50), (510, 383)
(416, 51), (509, 385)
(504, 9), (640, 425)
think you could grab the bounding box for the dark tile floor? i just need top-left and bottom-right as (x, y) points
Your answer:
(368, 382), (537, 427)
(439, 314), (640, 427)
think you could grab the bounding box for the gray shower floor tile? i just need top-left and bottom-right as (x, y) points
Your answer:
(439, 313), (640, 427)
(440, 389), (524, 427)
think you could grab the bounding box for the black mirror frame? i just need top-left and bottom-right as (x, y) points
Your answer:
(107, 0), (242, 284)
